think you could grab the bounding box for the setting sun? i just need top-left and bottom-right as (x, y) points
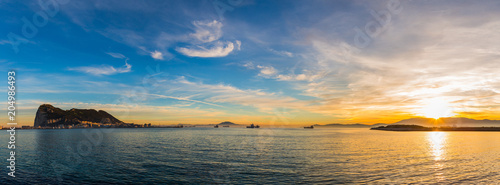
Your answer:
(418, 98), (456, 119)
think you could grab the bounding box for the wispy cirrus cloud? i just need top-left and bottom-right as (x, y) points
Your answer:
(269, 48), (293, 57)
(242, 61), (323, 82)
(0, 40), (11, 45)
(68, 52), (132, 75)
(68, 62), (132, 75)
(106, 52), (127, 59)
(170, 76), (306, 112)
(242, 62), (277, 77)
(190, 20), (223, 43)
(59, 1), (240, 60)
(176, 20), (240, 58)
(176, 41), (236, 58)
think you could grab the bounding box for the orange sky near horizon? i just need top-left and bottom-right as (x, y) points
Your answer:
(6, 102), (500, 127)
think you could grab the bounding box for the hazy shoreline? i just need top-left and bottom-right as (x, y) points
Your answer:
(371, 125), (500, 132)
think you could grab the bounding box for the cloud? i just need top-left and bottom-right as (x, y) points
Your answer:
(242, 62), (277, 76)
(157, 76), (312, 113)
(177, 20), (240, 58)
(69, 52), (133, 75)
(176, 41), (236, 57)
(190, 20), (223, 43)
(242, 61), (255, 69)
(256, 65), (277, 76)
(276, 73), (324, 82)
(99, 28), (145, 47)
(68, 61), (132, 75)
(0, 40), (11, 45)
(269, 48), (293, 57)
(235, 40), (241, 50)
(154, 20), (235, 59)
(150, 50), (164, 60)
(106, 52), (127, 59)
(242, 62), (323, 82)
(268, 1), (500, 123)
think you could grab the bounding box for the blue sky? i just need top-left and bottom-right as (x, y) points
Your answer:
(2, 0), (500, 126)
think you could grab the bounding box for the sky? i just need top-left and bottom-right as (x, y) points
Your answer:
(2, 0), (500, 126)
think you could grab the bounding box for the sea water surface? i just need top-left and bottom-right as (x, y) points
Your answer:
(1, 127), (499, 184)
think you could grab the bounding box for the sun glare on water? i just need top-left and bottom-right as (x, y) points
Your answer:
(428, 132), (447, 161)
(418, 97), (455, 119)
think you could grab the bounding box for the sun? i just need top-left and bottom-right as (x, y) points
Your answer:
(418, 97), (455, 119)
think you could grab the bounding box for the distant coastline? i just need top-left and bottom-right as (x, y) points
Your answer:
(314, 123), (387, 128)
(1, 125), (186, 130)
(371, 125), (500, 132)
(13, 104), (500, 131)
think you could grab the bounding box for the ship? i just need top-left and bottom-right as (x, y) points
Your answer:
(214, 125), (219, 128)
(246, 123), (260, 128)
(304, 125), (314, 129)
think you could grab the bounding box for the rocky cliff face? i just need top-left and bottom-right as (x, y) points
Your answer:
(33, 104), (124, 127)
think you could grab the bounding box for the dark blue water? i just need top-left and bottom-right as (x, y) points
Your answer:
(1, 128), (499, 184)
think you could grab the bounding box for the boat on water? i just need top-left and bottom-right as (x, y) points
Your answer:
(214, 125), (219, 128)
(304, 125), (314, 129)
(223, 125), (229, 127)
(246, 123), (260, 128)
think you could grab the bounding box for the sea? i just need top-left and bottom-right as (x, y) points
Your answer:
(1, 127), (499, 184)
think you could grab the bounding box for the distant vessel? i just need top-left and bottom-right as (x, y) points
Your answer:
(246, 123), (260, 128)
(304, 125), (314, 129)
(214, 125), (219, 128)
(223, 125), (229, 127)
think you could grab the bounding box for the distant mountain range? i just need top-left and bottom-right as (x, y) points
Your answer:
(315, 117), (500, 127)
(394, 117), (500, 127)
